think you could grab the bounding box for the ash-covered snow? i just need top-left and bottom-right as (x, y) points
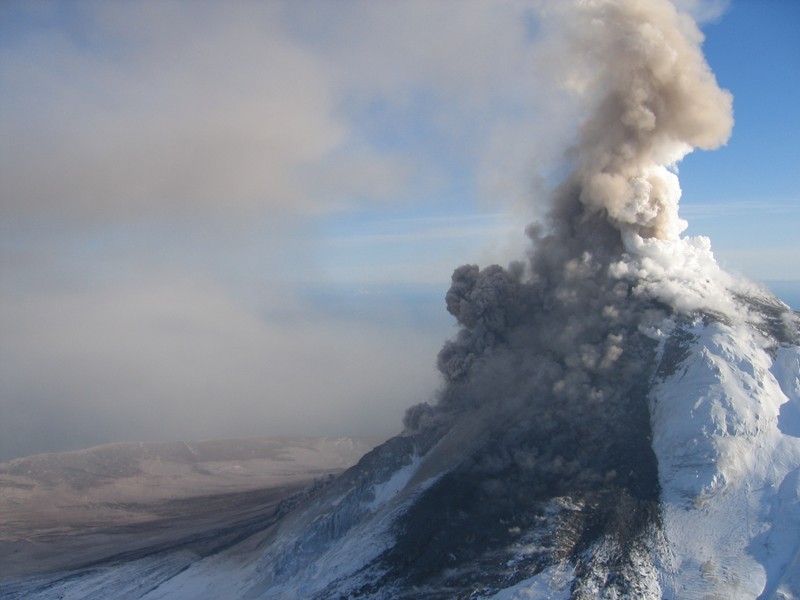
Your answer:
(365, 453), (422, 513)
(242, 438), (443, 599)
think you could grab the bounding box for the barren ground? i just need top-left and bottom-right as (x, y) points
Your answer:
(0, 437), (378, 581)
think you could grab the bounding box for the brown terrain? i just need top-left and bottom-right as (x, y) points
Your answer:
(0, 437), (378, 579)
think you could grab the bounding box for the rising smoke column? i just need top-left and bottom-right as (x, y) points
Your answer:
(407, 0), (734, 442)
(393, 0), (736, 594)
(562, 0), (732, 242)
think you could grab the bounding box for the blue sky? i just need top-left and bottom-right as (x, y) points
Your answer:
(678, 0), (799, 290)
(0, 0), (798, 459)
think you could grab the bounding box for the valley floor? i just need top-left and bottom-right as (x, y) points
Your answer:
(0, 481), (308, 580)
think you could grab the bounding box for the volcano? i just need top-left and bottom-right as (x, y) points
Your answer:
(1, 0), (798, 598)
(3, 287), (797, 599)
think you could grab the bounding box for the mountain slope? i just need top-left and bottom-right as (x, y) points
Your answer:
(228, 295), (799, 600)
(650, 303), (800, 599)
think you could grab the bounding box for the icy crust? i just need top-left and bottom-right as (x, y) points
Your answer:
(650, 315), (800, 599)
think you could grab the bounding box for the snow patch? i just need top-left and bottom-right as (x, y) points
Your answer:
(366, 453), (421, 513)
(484, 563), (574, 599)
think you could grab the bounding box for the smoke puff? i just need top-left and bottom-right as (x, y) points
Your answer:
(437, 263), (526, 382)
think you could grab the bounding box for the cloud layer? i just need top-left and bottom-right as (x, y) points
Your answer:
(0, 1), (570, 222)
(0, 276), (445, 460)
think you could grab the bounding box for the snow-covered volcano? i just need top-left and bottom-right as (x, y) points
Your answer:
(2, 1), (798, 598)
(3, 290), (796, 599)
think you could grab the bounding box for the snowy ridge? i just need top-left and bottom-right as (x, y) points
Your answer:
(650, 311), (800, 599)
(250, 439), (424, 589)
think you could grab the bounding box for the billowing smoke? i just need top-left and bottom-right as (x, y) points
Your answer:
(562, 0), (732, 242)
(407, 0), (734, 441)
(392, 0), (738, 591)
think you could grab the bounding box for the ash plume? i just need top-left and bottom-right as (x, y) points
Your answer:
(560, 0), (732, 242)
(395, 0), (738, 592)
(408, 0), (734, 437)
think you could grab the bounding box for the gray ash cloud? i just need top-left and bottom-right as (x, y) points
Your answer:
(405, 0), (735, 458)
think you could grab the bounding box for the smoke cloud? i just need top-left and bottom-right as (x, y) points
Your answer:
(410, 0), (735, 432)
(396, 1), (746, 590)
